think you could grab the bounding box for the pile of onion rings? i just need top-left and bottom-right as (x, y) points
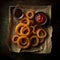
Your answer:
(12, 9), (47, 49)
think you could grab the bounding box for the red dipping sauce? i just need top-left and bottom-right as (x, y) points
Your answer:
(35, 12), (47, 24)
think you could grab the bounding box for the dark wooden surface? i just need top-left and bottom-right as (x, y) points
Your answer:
(0, 0), (59, 60)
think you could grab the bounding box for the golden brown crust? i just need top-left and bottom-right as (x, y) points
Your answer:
(19, 17), (30, 25)
(30, 35), (39, 47)
(20, 27), (30, 36)
(26, 9), (34, 19)
(15, 23), (28, 35)
(17, 36), (30, 49)
(30, 25), (37, 34)
(12, 35), (19, 44)
(36, 28), (47, 38)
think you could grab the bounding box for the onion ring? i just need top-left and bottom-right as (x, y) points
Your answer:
(30, 25), (37, 34)
(36, 28), (47, 38)
(19, 17), (30, 25)
(39, 32), (45, 43)
(17, 36), (30, 49)
(30, 35), (39, 47)
(15, 23), (28, 35)
(12, 35), (19, 43)
(26, 9), (34, 19)
(20, 26), (30, 36)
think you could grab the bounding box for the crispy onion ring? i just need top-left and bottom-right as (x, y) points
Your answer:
(26, 9), (34, 19)
(30, 35), (39, 47)
(12, 35), (19, 43)
(17, 36), (30, 49)
(39, 32), (45, 43)
(15, 23), (28, 35)
(36, 28), (47, 38)
(19, 17), (30, 25)
(30, 25), (37, 34)
(20, 26), (30, 36)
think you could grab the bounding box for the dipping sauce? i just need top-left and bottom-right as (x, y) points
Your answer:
(14, 8), (22, 18)
(35, 12), (47, 25)
(13, 8), (24, 19)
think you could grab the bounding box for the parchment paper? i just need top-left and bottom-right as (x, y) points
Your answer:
(9, 5), (52, 53)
